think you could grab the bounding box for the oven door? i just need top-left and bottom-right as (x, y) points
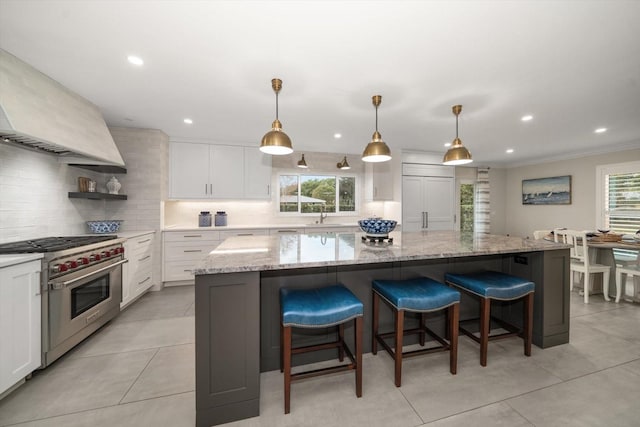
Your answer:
(47, 257), (126, 351)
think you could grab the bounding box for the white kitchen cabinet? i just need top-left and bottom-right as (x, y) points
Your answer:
(244, 148), (272, 199)
(163, 230), (221, 283)
(402, 175), (455, 232)
(0, 259), (41, 396)
(169, 142), (272, 200)
(365, 161), (393, 201)
(121, 232), (155, 309)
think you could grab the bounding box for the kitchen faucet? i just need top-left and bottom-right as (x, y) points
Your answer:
(319, 205), (327, 224)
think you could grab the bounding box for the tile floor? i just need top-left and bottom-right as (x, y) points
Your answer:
(1, 286), (639, 427)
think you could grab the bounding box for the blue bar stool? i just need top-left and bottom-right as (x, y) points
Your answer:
(444, 271), (535, 367)
(372, 277), (460, 387)
(280, 284), (363, 414)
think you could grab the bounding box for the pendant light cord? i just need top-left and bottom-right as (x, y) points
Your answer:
(456, 113), (459, 138)
(275, 92), (279, 120)
(375, 105), (378, 132)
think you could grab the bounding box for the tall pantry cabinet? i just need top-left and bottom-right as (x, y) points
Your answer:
(402, 163), (455, 232)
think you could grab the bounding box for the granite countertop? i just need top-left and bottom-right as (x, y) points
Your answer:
(0, 253), (44, 269)
(193, 230), (568, 275)
(163, 223), (360, 231)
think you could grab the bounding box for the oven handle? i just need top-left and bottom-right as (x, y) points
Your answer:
(49, 259), (128, 290)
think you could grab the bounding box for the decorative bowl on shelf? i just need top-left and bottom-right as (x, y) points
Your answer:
(86, 220), (123, 234)
(358, 218), (397, 237)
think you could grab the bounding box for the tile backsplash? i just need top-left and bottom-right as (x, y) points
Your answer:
(0, 143), (107, 243)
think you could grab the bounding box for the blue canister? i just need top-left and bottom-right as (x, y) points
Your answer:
(215, 211), (227, 227)
(198, 211), (212, 227)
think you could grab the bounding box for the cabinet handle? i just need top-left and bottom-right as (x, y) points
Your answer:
(237, 233), (253, 236)
(425, 211), (429, 229)
(209, 183), (213, 194)
(374, 187), (378, 197)
(422, 212), (426, 229)
(138, 255), (151, 262)
(138, 276), (151, 285)
(183, 249), (202, 253)
(205, 183), (208, 194)
(137, 238), (151, 244)
(267, 184), (270, 195)
(277, 230), (297, 233)
(183, 235), (202, 238)
(183, 269), (192, 272)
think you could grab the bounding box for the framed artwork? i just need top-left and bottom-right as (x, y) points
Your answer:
(522, 175), (571, 205)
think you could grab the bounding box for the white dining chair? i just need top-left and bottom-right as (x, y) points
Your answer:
(555, 229), (611, 303)
(533, 230), (551, 240)
(615, 265), (640, 303)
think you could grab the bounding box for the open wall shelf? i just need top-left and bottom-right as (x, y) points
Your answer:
(68, 192), (127, 200)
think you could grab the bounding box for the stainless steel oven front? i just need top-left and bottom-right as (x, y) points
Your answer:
(45, 255), (126, 366)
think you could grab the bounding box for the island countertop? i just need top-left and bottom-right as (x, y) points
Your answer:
(193, 230), (567, 275)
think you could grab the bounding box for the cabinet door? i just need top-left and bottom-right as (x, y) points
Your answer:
(402, 176), (425, 232)
(372, 162), (393, 200)
(170, 142), (210, 198)
(210, 145), (244, 198)
(0, 260), (41, 394)
(424, 177), (455, 230)
(244, 148), (272, 199)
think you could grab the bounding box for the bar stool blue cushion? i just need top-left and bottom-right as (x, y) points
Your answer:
(280, 285), (364, 328)
(444, 271), (534, 300)
(373, 277), (460, 311)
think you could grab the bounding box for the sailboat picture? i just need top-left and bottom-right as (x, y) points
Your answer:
(522, 175), (572, 205)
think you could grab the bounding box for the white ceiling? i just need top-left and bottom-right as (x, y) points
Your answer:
(1, 0), (639, 167)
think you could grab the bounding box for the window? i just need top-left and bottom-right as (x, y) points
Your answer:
(459, 182), (475, 232)
(597, 161), (640, 234)
(278, 174), (357, 214)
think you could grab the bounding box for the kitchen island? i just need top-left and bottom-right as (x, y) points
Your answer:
(193, 231), (570, 426)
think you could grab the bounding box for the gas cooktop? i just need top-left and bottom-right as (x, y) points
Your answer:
(0, 236), (118, 253)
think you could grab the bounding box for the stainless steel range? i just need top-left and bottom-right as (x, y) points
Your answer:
(0, 236), (126, 367)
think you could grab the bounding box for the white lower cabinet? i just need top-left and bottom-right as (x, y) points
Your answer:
(163, 230), (221, 283)
(122, 232), (155, 309)
(0, 259), (41, 396)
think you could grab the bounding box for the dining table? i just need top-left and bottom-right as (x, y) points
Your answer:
(587, 238), (640, 301)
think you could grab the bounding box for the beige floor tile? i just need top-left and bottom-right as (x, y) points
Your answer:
(421, 402), (534, 426)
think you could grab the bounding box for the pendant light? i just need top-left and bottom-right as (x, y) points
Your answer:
(297, 154), (308, 168)
(442, 105), (473, 165)
(260, 78), (293, 155)
(337, 156), (350, 170)
(362, 95), (392, 162)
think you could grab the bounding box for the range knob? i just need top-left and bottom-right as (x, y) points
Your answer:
(102, 251), (111, 258)
(66, 260), (78, 269)
(92, 253), (101, 261)
(53, 263), (68, 273)
(78, 257), (89, 265)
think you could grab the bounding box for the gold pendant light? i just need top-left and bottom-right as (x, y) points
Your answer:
(297, 154), (308, 168)
(443, 105), (473, 165)
(260, 78), (293, 155)
(337, 156), (350, 170)
(362, 95), (392, 162)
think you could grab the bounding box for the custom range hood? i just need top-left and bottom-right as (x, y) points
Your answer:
(0, 49), (125, 167)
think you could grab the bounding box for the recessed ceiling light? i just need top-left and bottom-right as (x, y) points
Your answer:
(594, 127), (607, 134)
(333, 133), (342, 139)
(444, 142), (451, 147)
(127, 55), (144, 66)
(506, 148), (514, 153)
(521, 115), (533, 122)
(184, 118), (193, 124)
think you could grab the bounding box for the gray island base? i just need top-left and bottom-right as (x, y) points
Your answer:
(193, 231), (570, 426)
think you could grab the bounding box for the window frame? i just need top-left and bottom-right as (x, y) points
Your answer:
(595, 160), (640, 233)
(276, 172), (359, 217)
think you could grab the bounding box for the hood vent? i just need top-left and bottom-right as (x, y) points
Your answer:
(0, 49), (125, 166)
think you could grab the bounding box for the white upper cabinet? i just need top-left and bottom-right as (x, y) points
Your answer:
(244, 148), (272, 199)
(365, 162), (393, 201)
(402, 163), (455, 232)
(170, 142), (210, 198)
(169, 142), (272, 200)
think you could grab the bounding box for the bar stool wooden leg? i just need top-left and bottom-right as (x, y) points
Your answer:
(449, 303), (459, 374)
(480, 298), (490, 367)
(372, 292), (379, 355)
(283, 325), (292, 414)
(419, 312), (426, 346)
(355, 317), (363, 397)
(338, 323), (345, 362)
(394, 309), (404, 387)
(280, 314), (284, 373)
(524, 293), (533, 357)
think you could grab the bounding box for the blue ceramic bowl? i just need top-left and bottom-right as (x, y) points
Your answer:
(358, 219), (397, 236)
(87, 220), (122, 234)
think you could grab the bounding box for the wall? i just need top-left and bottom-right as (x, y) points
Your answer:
(0, 143), (105, 243)
(504, 147), (640, 238)
(107, 127), (169, 291)
(163, 149), (392, 227)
